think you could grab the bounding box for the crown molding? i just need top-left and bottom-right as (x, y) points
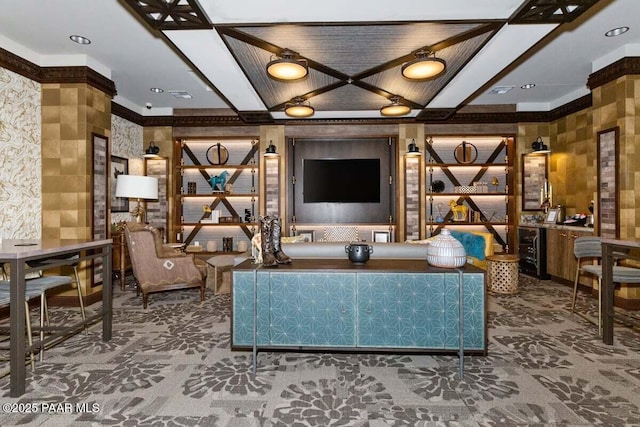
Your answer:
(40, 66), (116, 97)
(0, 47), (116, 97)
(111, 102), (244, 127)
(0, 46), (41, 81)
(587, 57), (640, 90)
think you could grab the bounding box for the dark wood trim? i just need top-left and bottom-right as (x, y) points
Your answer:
(587, 57), (640, 91)
(0, 46), (41, 81)
(548, 94), (592, 121)
(0, 47), (116, 96)
(111, 103), (144, 125)
(40, 66), (117, 97)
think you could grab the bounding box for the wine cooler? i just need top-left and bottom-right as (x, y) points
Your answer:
(518, 226), (549, 279)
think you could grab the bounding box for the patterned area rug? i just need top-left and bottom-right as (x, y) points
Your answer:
(1, 274), (640, 426)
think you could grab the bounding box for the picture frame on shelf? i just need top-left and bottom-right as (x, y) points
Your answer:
(297, 230), (315, 242)
(372, 230), (391, 242)
(544, 208), (560, 224)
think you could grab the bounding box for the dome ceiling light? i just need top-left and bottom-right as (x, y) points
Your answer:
(284, 97), (314, 117)
(266, 49), (308, 81)
(401, 50), (446, 80)
(380, 96), (411, 117)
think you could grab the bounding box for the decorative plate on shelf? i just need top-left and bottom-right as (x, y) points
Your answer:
(206, 143), (229, 165)
(453, 141), (477, 164)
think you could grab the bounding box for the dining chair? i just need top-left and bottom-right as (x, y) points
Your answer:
(571, 236), (640, 335)
(0, 284), (45, 374)
(1, 264), (78, 361)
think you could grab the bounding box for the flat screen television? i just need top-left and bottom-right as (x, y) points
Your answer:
(303, 158), (380, 203)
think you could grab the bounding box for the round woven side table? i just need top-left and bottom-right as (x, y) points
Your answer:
(486, 254), (520, 294)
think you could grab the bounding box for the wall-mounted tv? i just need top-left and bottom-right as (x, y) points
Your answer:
(303, 159), (380, 203)
(288, 137), (395, 224)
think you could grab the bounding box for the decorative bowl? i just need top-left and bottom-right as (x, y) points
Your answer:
(345, 243), (373, 264)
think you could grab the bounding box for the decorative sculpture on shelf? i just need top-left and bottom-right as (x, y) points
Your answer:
(449, 200), (468, 222)
(209, 171), (229, 192)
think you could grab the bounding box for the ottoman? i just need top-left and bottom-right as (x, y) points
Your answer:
(205, 254), (238, 295)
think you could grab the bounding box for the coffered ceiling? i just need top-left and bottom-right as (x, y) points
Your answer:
(0, 0), (638, 123)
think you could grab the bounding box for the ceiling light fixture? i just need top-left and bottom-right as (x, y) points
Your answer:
(284, 97), (314, 118)
(380, 96), (411, 117)
(69, 35), (91, 45)
(605, 26), (629, 37)
(266, 49), (308, 81)
(150, 87), (164, 93)
(401, 50), (446, 80)
(521, 83), (536, 89)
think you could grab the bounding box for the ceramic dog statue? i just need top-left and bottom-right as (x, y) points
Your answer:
(449, 199), (468, 222)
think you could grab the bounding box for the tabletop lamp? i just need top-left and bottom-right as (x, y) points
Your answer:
(115, 175), (158, 223)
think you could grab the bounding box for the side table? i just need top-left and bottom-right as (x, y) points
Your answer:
(486, 254), (519, 294)
(112, 231), (131, 291)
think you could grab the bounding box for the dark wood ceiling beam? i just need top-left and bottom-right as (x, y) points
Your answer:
(122, 0), (212, 30)
(509, 0), (600, 24)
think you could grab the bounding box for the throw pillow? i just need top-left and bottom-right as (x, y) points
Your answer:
(449, 230), (486, 260)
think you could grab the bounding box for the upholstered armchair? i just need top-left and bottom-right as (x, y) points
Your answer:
(124, 222), (206, 308)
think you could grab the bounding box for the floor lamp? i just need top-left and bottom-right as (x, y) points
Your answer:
(115, 175), (159, 223)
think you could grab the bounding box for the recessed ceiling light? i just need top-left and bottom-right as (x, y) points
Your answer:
(605, 26), (629, 37)
(521, 83), (536, 89)
(150, 87), (164, 93)
(69, 35), (91, 45)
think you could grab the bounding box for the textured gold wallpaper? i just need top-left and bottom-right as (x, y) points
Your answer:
(0, 68), (42, 238)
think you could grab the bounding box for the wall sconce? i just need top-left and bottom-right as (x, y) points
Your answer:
(266, 49), (308, 81)
(406, 139), (421, 156)
(531, 137), (550, 153)
(264, 141), (278, 157)
(143, 141), (160, 158)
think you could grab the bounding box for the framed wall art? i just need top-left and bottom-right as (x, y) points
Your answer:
(597, 127), (619, 239)
(372, 230), (391, 242)
(297, 230), (315, 242)
(110, 155), (129, 213)
(521, 153), (548, 211)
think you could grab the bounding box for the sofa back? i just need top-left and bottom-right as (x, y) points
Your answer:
(281, 242), (429, 260)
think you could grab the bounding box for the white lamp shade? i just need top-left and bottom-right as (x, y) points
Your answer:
(115, 175), (158, 200)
